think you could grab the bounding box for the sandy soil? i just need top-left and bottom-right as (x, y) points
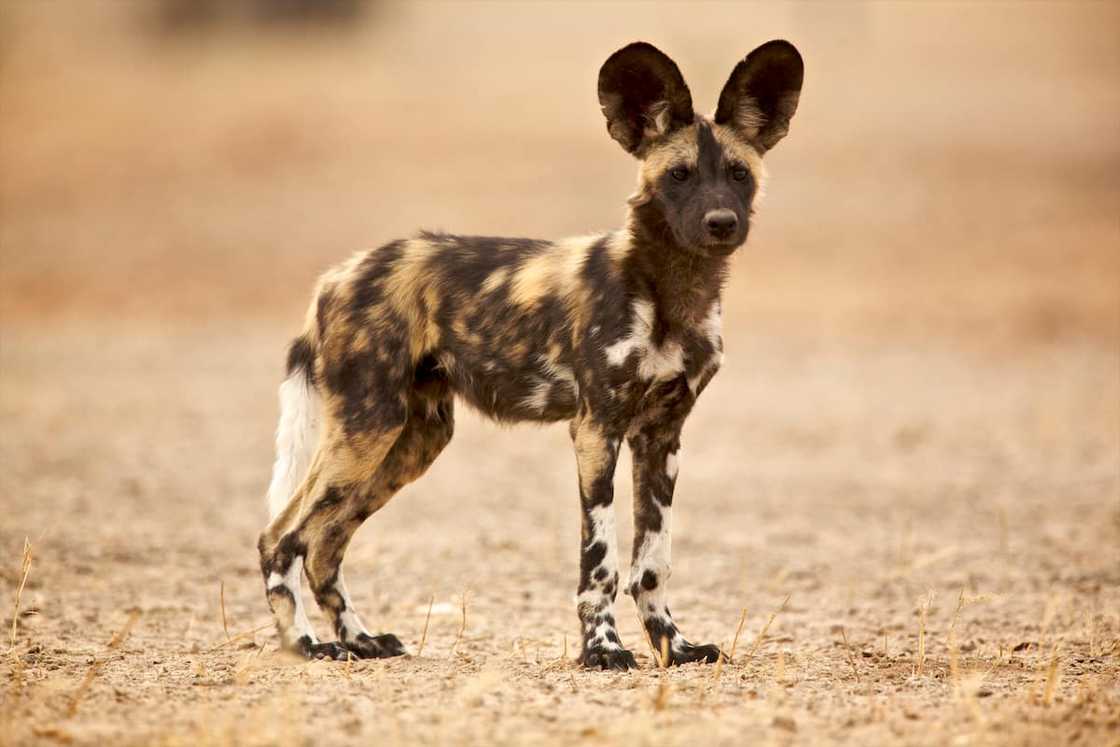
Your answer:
(1, 3), (1118, 745)
(2, 323), (1119, 746)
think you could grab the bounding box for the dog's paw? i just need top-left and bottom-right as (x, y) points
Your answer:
(666, 640), (723, 666)
(579, 645), (638, 671)
(289, 636), (352, 661)
(343, 632), (407, 659)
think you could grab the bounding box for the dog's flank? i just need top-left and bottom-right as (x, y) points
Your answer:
(258, 39), (803, 667)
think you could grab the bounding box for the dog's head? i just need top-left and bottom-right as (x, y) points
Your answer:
(599, 41), (803, 255)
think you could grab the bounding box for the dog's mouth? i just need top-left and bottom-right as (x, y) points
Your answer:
(670, 221), (746, 257)
(700, 235), (745, 256)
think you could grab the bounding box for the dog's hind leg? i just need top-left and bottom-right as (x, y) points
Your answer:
(258, 359), (331, 656)
(260, 412), (407, 659)
(259, 451), (348, 658)
(301, 386), (454, 659)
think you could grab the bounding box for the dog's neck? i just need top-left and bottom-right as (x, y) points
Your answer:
(622, 200), (729, 332)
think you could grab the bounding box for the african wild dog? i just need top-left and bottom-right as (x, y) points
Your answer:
(259, 40), (803, 669)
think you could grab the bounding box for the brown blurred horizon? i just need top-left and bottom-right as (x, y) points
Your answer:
(1, 1), (1118, 343)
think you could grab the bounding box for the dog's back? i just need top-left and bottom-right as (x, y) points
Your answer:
(304, 231), (637, 425)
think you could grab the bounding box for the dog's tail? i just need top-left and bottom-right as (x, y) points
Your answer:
(266, 329), (321, 521)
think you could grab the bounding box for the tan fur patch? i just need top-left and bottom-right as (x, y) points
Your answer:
(639, 123), (699, 184)
(572, 419), (612, 497)
(480, 267), (509, 294)
(351, 327), (372, 353)
(381, 238), (442, 359)
(508, 234), (601, 309)
(711, 122), (767, 196)
(605, 230), (631, 264)
(452, 315), (482, 346)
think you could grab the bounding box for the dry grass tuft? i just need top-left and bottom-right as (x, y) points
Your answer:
(206, 623), (272, 653)
(108, 608), (140, 650)
(219, 581), (231, 643)
(745, 595), (790, 663)
(914, 590), (935, 677)
(652, 636), (672, 710)
(8, 538), (33, 651)
(1040, 642), (1064, 707)
(726, 607), (749, 663)
(416, 594), (434, 657)
(451, 589), (470, 656)
(700, 606), (749, 705)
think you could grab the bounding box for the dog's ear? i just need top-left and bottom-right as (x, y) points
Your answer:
(715, 40), (803, 153)
(598, 42), (694, 157)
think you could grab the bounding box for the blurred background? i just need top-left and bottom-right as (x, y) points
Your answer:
(1, 1), (1116, 337)
(1, 3), (1118, 743)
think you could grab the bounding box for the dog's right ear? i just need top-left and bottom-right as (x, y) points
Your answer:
(598, 42), (694, 157)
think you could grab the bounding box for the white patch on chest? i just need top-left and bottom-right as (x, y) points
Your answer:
(687, 301), (725, 393)
(603, 298), (685, 381)
(639, 341), (684, 381)
(701, 301), (722, 350)
(603, 299), (653, 366)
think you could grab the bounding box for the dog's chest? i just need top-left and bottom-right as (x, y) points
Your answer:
(599, 298), (724, 399)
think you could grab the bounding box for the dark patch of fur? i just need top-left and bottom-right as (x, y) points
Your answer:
(285, 335), (316, 381)
(598, 42), (694, 156)
(579, 541), (608, 591)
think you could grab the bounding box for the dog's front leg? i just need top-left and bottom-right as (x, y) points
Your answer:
(570, 414), (636, 670)
(627, 422), (722, 666)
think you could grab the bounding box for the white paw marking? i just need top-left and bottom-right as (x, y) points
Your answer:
(272, 557), (316, 645)
(576, 504), (620, 614)
(630, 504), (672, 610)
(588, 504), (618, 575)
(334, 571), (370, 640)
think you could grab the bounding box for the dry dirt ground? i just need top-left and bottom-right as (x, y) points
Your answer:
(2, 3), (1119, 746)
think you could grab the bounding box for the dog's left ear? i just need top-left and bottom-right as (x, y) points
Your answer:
(598, 42), (694, 157)
(715, 40), (803, 153)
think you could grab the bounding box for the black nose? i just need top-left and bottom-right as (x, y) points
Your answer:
(704, 209), (738, 239)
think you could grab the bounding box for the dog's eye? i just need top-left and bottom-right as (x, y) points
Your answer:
(731, 166), (749, 182)
(670, 167), (690, 182)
